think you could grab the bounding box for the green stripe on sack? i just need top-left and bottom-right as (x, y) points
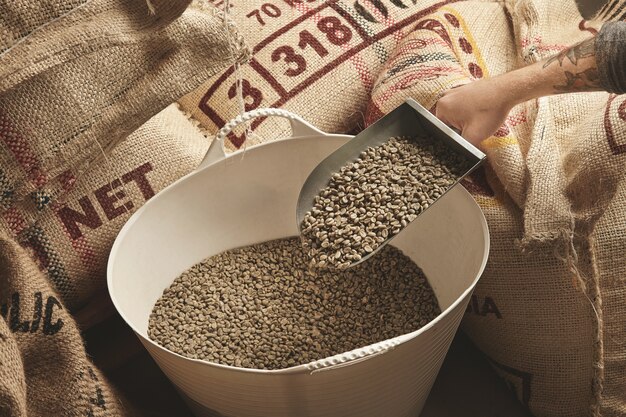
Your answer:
(0, 169), (15, 208)
(19, 225), (76, 308)
(338, 1), (390, 64)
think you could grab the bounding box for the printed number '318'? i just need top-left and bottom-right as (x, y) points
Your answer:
(271, 16), (353, 77)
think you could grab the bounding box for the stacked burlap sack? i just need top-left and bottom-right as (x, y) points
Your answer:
(178, 0), (455, 148)
(0, 0), (247, 415)
(365, 1), (626, 416)
(180, 0), (626, 416)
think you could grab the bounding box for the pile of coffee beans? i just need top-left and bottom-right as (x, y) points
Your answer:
(300, 136), (471, 269)
(148, 237), (440, 370)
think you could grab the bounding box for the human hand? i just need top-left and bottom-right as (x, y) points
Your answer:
(435, 78), (515, 147)
(435, 33), (605, 147)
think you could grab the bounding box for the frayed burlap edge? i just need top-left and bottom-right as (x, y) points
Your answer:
(518, 227), (604, 417)
(506, 0), (610, 413)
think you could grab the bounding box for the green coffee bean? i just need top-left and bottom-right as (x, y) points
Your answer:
(148, 238), (439, 370)
(301, 136), (471, 270)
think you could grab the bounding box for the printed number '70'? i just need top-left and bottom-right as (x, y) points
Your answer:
(246, 3), (281, 25)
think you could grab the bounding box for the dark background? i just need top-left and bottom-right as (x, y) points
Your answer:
(577, 0), (607, 19)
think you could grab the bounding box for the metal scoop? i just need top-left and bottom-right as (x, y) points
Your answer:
(296, 98), (486, 268)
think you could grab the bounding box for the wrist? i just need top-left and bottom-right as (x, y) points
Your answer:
(486, 73), (522, 109)
(493, 64), (551, 107)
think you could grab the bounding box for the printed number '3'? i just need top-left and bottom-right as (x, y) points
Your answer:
(228, 79), (263, 111)
(271, 45), (307, 76)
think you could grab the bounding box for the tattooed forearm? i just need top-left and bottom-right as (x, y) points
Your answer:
(540, 35), (602, 93)
(553, 68), (601, 92)
(542, 37), (596, 68)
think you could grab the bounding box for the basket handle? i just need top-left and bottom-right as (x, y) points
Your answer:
(305, 338), (400, 374)
(198, 108), (325, 169)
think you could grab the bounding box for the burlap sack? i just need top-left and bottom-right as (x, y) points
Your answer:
(0, 104), (211, 311)
(0, 234), (138, 416)
(0, 0), (247, 310)
(178, 0), (462, 150)
(366, 1), (626, 416)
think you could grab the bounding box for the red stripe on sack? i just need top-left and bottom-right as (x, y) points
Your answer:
(0, 109), (47, 188)
(375, 65), (464, 111)
(2, 207), (28, 236)
(58, 170), (78, 193)
(414, 18), (453, 48)
(20, 228), (52, 270)
(507, 110), (528, 127)
(461, 167), (495, 197)
(493, 111), (527, 139)
(67, 235), (98, 269)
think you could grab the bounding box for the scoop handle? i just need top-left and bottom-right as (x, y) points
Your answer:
(198, 108), (325, 169)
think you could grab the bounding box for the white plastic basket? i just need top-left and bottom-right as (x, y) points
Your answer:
(107, 109), (490, 417)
